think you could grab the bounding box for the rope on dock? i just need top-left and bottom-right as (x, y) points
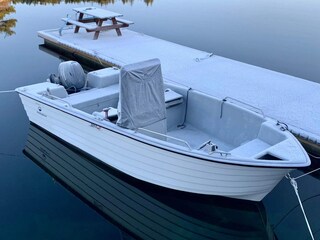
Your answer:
(194, 53), (214, 62)
(286, 173), (315, 240)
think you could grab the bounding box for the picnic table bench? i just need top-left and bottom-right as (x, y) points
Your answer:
(61, 7), (133, 40)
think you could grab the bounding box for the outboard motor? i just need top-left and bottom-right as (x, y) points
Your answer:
(49, 61), (86, 92)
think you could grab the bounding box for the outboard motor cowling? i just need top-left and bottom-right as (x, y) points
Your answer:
(50, 61), (86, 92)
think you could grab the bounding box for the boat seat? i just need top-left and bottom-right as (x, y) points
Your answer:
(229, 139), (270, 157)
(164, 89), (183, 108)
(67, 84), (119, 113)
(46, 84), (68, 98)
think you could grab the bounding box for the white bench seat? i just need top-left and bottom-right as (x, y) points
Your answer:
(61, 18), (97, 31)
(230, 139), (270, 157)
(67, 84), (119, 113)
(116, 18), (134, 25)
(164, 88), (183, 108)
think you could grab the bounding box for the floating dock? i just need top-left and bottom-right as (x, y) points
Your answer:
(38, 28), (320, 154)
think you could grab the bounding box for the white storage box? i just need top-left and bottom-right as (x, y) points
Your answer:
(86, 67), (120, 88)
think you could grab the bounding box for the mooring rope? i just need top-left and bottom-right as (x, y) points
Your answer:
(293, 167), (320, 180)
(93, 50), (106, 67)
(92, 50), (123, 68)
(0, 90), (16, 94)
(59, 14), (71, 36)
(0, 152), (23, 158)
(286, 173), (315, 240)
(308, 152), (320, 160)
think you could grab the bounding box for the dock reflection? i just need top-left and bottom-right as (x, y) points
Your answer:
(24, 123), (275, 240)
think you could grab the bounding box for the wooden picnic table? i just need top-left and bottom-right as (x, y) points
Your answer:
(62, 7), (133, 40)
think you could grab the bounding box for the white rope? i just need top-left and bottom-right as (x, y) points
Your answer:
(59, 14), (71, 36)
(0, 152), (23, 158)
(93, 51), (105, 67)
(288, 152), (320, 180)
(294, 167), (320, 180)
(308, 152), (320, 159)
(286, 173), (315, 240)
(0, 90), (15, 93)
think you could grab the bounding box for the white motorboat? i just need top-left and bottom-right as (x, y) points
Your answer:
(16, 59), (310, 201)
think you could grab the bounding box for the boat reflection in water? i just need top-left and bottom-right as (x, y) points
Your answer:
(24, 124), (275, 240)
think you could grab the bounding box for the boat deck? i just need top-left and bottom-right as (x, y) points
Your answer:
(168, 124), (234, 151)
(38, 28), (320, 148)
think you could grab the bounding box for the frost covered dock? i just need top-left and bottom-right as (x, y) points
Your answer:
(38, 28), (320, 152)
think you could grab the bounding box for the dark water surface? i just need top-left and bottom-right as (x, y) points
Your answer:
(1, 1), (320, 239)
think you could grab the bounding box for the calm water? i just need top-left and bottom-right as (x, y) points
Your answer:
(1, 1), (320, 239)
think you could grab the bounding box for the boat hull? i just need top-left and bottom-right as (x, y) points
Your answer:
(24, 123), (275, 240)
(19, 94), (290, 201)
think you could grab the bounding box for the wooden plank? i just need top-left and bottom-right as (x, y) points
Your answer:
(79, 17), (97, 23)
(116, 18), (134, 25)
(61, 18), (97, 31)
(111, 17), (122, 36)
(74, 13), (83, 33)
(94, 19), (103, 40)
(86, 23), (123, 33)
(72, 7), (123, 19)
